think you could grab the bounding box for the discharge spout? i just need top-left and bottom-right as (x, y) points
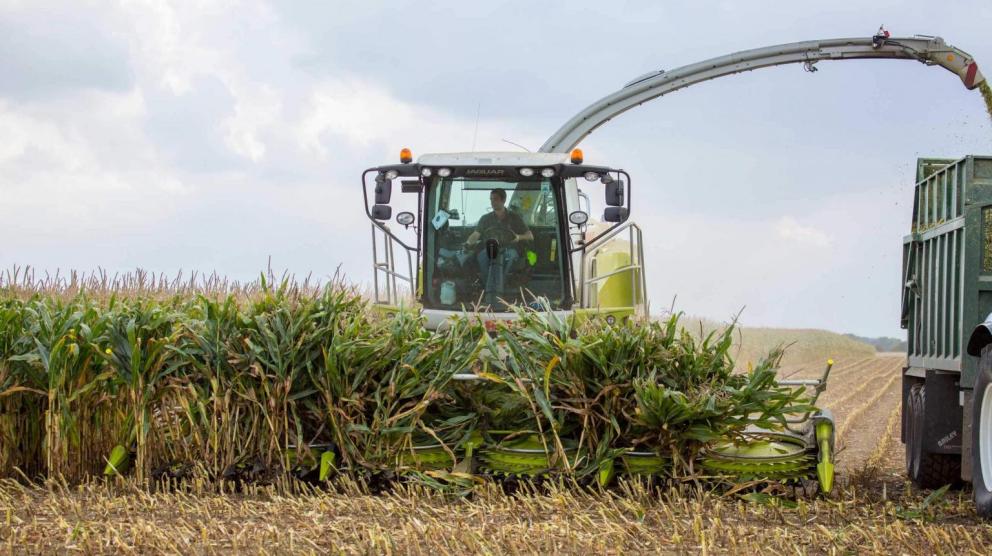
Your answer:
(927, 37), (984, 90)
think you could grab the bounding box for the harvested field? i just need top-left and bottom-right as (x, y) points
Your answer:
(784, 354), (906, 477)
(0, 454), (990, 554)
(4, 354), (992, 554)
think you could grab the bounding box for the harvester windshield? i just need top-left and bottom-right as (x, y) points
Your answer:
(424, 176), (567, 310)
(361, 151), (639, 324)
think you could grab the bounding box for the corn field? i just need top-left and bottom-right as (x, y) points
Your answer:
(0, 268), (811, 487)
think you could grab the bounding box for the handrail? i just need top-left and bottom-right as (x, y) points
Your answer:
(361, 168), (420, 253)
(578, 221), (647, 314)
(583, 220), (638, 253)
(371, 222), (415, 306)
(583, 264), (643, 285)
(781, 360), (834, 428)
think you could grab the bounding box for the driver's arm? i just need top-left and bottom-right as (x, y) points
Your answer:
(512, 215), (533, 243)
(466, 214), (485, 246)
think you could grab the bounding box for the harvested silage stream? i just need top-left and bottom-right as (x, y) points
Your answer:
(981, 81), (992, 124)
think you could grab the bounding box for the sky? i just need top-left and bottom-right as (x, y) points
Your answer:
(1, 0), (990, 337)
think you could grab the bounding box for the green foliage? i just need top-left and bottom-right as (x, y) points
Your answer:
(0, 283), (812, 484)
(895, 484), (951, 521)
(477, 306), (811, 477)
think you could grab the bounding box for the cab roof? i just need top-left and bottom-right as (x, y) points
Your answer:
(416, 151), (570, 167)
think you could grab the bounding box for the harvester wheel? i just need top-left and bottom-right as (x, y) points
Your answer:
(905, 383), (961, 489)
(971, 346), (992, 518)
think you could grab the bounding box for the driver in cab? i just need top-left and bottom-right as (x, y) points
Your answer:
(465, 188), (533, 291)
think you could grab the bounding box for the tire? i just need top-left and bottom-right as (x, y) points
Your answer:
(972, 346), (992, 517)
(905, 383), (962, 489)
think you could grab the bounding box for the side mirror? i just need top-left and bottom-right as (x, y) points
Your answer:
(604, 207), (628, 223)
(372, 204), (392, 220)
(396, 211), (415, 227)
(375, 175), (392, 204)
(568, 211), (589, 226)
(605, 180), (624, 207)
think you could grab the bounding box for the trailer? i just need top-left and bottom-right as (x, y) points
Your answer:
(901, 155), (992, 516)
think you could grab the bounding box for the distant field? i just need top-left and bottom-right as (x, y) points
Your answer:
(686, 316), (878, 370)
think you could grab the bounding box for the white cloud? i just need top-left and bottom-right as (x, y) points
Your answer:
(297, 78), (540, 158)
(0, 84), (192, 255)
(774, 217), (832, 248)
(221, 82), (282, 162)
(117, 0), (237, 95)
(0, 89), (163, 193)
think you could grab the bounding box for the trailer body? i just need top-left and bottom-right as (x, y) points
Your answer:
(902, 155), (992, 485)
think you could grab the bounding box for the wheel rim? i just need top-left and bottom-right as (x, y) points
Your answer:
(981, 383), (992, 492)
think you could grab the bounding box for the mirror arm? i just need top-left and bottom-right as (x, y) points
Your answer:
(361, 169), (420, 252)
(569, 169), (632, 253)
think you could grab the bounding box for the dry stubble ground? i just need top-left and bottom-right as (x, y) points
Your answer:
(3, 355), (992, 554)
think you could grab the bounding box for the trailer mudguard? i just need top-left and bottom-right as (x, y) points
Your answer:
(968, 313), (992, 356)
(922, 370), (964, 454)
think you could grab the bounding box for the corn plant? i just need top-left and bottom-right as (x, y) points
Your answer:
(0, 297), (41, 477)
(631, 325), (813, 474)
(309, 304), (484, 471)
(4, 298), (111, 479)
(165, 295), (255, 477)
(369, 314), (485, 467)
(228, 286), (329, 471)
(478, 308), (673, 478)
(102, 298), (180, 481)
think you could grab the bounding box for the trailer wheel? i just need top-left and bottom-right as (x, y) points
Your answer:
(906, 383), (961, 489)
(972, 347), (992, 517)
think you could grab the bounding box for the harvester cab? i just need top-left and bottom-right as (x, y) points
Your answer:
(361, 149), (646, 329)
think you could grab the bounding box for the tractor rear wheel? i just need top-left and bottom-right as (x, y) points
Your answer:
(905, 382), (961, 489)
(971, 346), (992, 518)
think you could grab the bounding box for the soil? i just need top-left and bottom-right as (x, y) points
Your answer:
(784, 354), (903, 473)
